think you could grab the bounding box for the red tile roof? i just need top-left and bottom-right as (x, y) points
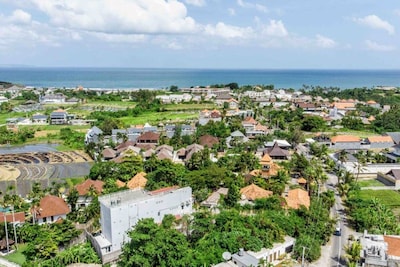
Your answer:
(149, 186), (179, 195)
(33, 195), (70, 219)
(240, 184), (273, 201)
(75, 179), (104, 196)
(0, 211), (25, 224)
(384, 236), (400, 257)
(136, 132), (160, 142)
(127, 172), (148, 189)
(367, 136), (393, 143)
(285, 189), (310, 209)
(331, 135), (360, 143)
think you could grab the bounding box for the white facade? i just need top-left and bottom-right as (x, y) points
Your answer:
(97, 187), (192, 255)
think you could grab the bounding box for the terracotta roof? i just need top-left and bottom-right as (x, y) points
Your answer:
(33, 195), (70, 219)
(367, 136), (393, 143)
(285, 189), (310, 209)
(199, 134), (219, 148)
(102, 148), (116, 159)
(333, 102), (355, 109)
(75, 179), (104, 196)
(136, 132), (160, 142)
(157, 149), (173, 160)
(115, 179), (126, 188)
(384, 235), (400, 257)
(126, 172), (147, 189)
(331, 135), (360, 143)
(240, 184), (273, 201)
(242, 117), (257, 125)
(260, 154), (272, 163)
(0, 211), (25, 223)
(367, 100), (377, 104)
(298, 178), (307, 184)
(249, 169), (262, 176)
(255, 123), (268, 132)
(149, 186), (179, 195)
(115, 140), (135, 150)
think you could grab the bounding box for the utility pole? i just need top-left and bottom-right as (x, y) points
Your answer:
(301, 246), (309, 267)
(3, 213), (9, 254)
(11, 206), (17, 250)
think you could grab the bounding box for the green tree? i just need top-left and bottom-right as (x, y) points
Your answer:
(118, 218), (191, 267)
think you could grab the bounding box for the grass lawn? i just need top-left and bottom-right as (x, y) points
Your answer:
(357, 179), (385, 187)
(358, 190), (400, 208)
(83, 100), (137, 108)
(66, 177), (86, 188)
(3, 243), (27, 265)
(0, 112), (27, 124)
(163, 103), (216, 111)
(120, 111), (198, 125)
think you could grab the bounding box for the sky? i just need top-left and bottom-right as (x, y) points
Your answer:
(0, 0), (399, 69)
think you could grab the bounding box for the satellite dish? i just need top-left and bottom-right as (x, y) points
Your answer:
(222, 252), (232, 261)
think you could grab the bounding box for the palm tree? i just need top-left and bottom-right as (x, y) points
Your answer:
(345, 241), (362, 266)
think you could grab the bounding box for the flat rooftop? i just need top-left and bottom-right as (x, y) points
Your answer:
(98, 186), (190, 208)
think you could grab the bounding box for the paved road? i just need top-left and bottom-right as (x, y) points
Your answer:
(0, 257), (20, 267)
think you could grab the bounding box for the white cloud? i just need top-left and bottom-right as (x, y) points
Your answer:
(166, 42), (183, 50)
(354, 15), (395, 35)
(30, 0), (199, 34)
(237, 0), (268, 13)
(228, 8), (236, 16)
(204, 22), (253, 39)
(261, 20), (288, 37)
(8, 9), (31, 24)
(365, 40), (395, 51)
(91, 33), (147, 43)
(184, 0), (206, 7)
(315, 34), (336, 48)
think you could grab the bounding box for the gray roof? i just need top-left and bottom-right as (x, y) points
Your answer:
(231, 130), (245, 137)
(32, 114), (47, 120)
(332, 151), (358, 162)
(385, 132), (400, 144)
(90, 126), (103, 135)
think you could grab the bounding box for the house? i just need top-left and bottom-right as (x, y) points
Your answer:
(184, 144), (204, 162)
(50, 109), (69, 125)
(199, 109), (222, 126)
(367, 136), (394, 149)
(360, 230), (400, 267)
(240, 184), (273, 202)
(215, 237), (295, 267)
(126, 172), (147, 190)
(40, 93), (66, 104)
(285, 188), (310, 209)
(377, 169), (400, 189)
(136, 132), (160, 145)
(32, 114), (48, 125)
(330, 135), (361, 150)
(102, 148), (117, 160)
(265, 140), (291, 149)
(85, 126), (103, 145)
(201, 188), (229, 209)
(227, 98), (239, 109)
(0, 211), (25, 225)
(199, 134), (219, 148)
(91, 187), (192, 263)
(242, 117), (258, 131)
(32, 195), (70, 224)
(75, 179), (104, 209)
(259, 154), (280, 178)
(226, 130), (249, 147)
(264, 142), (290, 160)
(0, 96), (8, 103)
(384, 132), (400, 145)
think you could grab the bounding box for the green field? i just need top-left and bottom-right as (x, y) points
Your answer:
(358, 190), (400, 208)
(163, 103), (216, 111)
(3, 243), (27, 265)
(357, 179), (385, 187)
(120, 111), (198, 125)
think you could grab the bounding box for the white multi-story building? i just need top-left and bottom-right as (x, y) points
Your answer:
(92, 186), (193, 263)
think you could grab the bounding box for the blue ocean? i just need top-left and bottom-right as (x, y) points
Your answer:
(0, 68), (399, 90)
